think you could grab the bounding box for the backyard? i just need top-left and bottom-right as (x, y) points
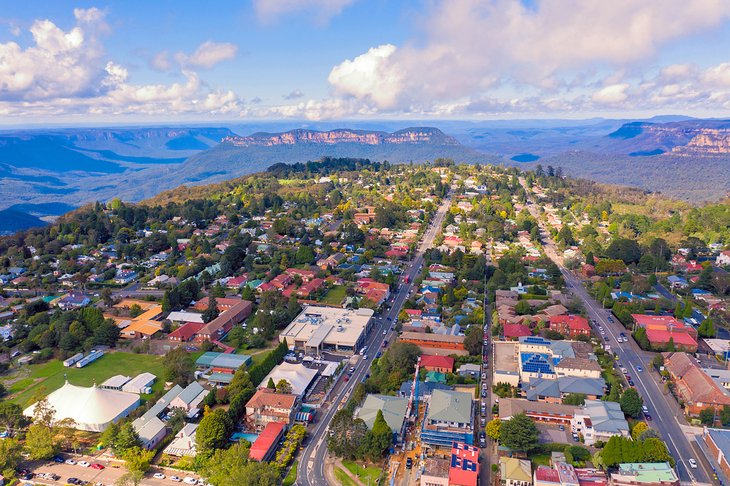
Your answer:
(3, 351), (167, 408)
(320, 285), (348, 306)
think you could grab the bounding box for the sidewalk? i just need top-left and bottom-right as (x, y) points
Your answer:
(324, 455), (366, 486)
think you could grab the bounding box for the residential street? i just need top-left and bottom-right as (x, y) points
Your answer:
(521, 183), (715, 485)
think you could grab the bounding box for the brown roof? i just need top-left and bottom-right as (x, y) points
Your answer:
(399, 331), (465, 344)
(499, 398), (576, 419)
(665, 352), (730, 406)
(570, 341), (594, 359)
(555, 357), (602, 372)
(246, 388), (297, 410)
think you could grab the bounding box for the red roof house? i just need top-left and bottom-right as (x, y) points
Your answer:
(549, 315), (590, 338)
(449, 442), (479, 486)
(249, 421), (286, 462)
(168, 322), (204, 342)
(420, 355), (455, 373)
(503, 323), (532, 340)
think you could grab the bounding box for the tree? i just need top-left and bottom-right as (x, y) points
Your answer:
(499, 413), (539, 452)
(642, 438), (675, 466)
(631, 421), (648, 440)
(0, 402), (27, 434)
(31, 395), (56, 428)
(101, 287), (114, 307)
(557, 226), (575, 246)
(295, 246), (315, 264)
(25, 423), (56, 459)
(123, 446), (155, 476)
(129, 304), (143, 318)
(360, 410), (393, 461)
(606, 238), (642, 264)
(328, 408), (368, 460)
(116, 471), (145, 486)
(276, 379), (292, 394)
(0, 437), (22, 472)
(114, 422), (142, 455)
(637, 254), (656, 274)
(720, 405), (730, 426)
(163, 347), (195, 386)
(464, 325), (483, 356)
(202, 442), (279, 486)
(699, 407), (716, 426)
(266, 377), (276, 390)
(563, 393), (586, 406)
(698, 318), (716, 338)
(196, 409), (233, 454)
(568, 445), (591, 462)
(202, 295), (220, 324)
(486, 419), (502, 440)
(620, 388), (643, 418)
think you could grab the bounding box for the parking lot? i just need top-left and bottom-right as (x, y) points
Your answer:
(22, 455), (203, 486)
(536, 423), (572, 444)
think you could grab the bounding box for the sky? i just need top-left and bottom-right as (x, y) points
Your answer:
(3, 0), (730, 124)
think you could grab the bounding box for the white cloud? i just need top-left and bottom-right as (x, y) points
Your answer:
(150, 50), (172, 71)
(0, 9), (245, 118)
(254, 0), (356, 24)
(178, 40), (237, 69)
(327, 0), (730, 113)
(592, 84), (630, 104)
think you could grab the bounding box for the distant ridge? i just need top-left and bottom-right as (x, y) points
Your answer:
(222, 127), (460, 147)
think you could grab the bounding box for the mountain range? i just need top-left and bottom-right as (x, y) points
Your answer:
(1, 119), (729, 233)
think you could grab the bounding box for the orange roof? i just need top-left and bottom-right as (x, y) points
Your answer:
(249, 421), (286, 462)
(246, 388), (298, 410)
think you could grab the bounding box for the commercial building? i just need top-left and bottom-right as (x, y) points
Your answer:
(572, 400), (629, 445)
(192, 297), (253, 342)
(279, 305), (374, 355)
(632, 314), (698, 352)
(132, 383), (205, 450)
(195, 352), (251, 374)
(122, 373), (156, 394)
(420, 458), (450, 486)
(400, 332), (467, 356)
(355, 394), (409, 443)
(260, 362), (319, 397)
(499, 398), (575, 425)
(421, 389), (474, 447)
(664, 352), (730, 416)
(703, 427), (730, 481)
(609, 463), (679, 486)
(494, 341), (520, 387)
(24, 381), (140, 432)
(169, 381), (208, 413)
(249, 421), (286, 462)
(449, 442), (480, 486)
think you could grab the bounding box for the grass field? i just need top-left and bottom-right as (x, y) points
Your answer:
(334, 467), (358, 486)
(342, 460), (381, 484)
(321, 285), (347, 306)
(282, 460), (298, 486)
(3, 352), (166, 408)
(528, 452), (551, 467)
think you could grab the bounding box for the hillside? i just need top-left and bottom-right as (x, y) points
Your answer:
(0, 208), (46, 235)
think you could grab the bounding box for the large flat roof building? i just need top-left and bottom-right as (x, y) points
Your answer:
(279, 305), (374, 355)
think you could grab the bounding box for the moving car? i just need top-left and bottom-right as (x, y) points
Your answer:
(642, 405), (649, 414)
(406, 458), (413, 469)
(637, 365), (643, 372)
(689, 458), (697, 469)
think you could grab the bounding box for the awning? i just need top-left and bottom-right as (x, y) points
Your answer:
(295, 411), (313, 422)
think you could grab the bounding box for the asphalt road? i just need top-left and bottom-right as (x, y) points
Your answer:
(296, 192), (453, 486)
(520, 188), (713, 484)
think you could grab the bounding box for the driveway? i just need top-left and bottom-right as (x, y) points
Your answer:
(536, 423), (571, 444)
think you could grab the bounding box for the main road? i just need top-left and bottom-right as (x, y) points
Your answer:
(520, 182), (713, 484)
(296, 191), (453, 486)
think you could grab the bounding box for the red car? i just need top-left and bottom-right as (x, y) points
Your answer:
(90, 463), (105, 470)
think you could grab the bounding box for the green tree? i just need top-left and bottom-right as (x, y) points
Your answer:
(698, 318), (716, 338)
(25, 423), (56, 459)
(557, 226), (575, 246)
(486, 419), (502, 440)
(606, 238), (642, 264)
(720, 405), (730, 426)
(196, 409), (233, 455)
(464, 325), (483, 356)
(114, 422), (142, 455)
(0, 402), (27, 435)
(163, 347), (195, 386)
(267, 377), (276, 389)
(499, 413), (539, 452)
(637, 254), (656, 274)
(129, 304), (143, 318)
(123, 446), (155, 476)
(620, 388), (643, 418)
(295, 246), (315, 264)
(360, 410), (393, 461)
(202, 441), (279, 486)
(0, 437), (22, 472)
(699, 407), (716, 426)
(202, 295), (220, 324)
(631, 421), (648, 440)
(276, 379), (293, 394)
(642, 438), (675, 466)
(563, 393), (586, 406)
(327, 408), (368, 460)
(101, 287), (114, 307)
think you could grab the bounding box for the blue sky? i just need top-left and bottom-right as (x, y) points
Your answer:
(2, 0), (730, 123)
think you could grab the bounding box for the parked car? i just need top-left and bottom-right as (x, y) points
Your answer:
(184, 478), (198, 485)
(65, 459), (77, 465)
(406, 458), (413, 469)
(53, 456), (65, 463)
(170, 477), (182, 483)
(90, 463), (104, 470)
(77, 461), (90, 467)
(153, 473), (166, 480)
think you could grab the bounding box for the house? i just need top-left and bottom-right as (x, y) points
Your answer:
(716, 251), (730, 267)
(524, 377), (606, 403)
(193, 298), (253, 342)
(501, 457), (533, 486)
(549, 315), (591, 339)
(499, 398), (575, 425)
(504, 323), (533, 340)
(318, 252), (346, 270)
(245, 388), (299, 430)
(458, 363), (481, 377)
(571, 400), (629, 445)
(534, 462), (584, 486)
(168, 322), (204, 342)
(421, 458), (450, 486)
(163, 423), (198, 457)
(421, 389), (474, 446)
(609, 463), (679, 486)
(355, 394), (409, 443)
(56, 293), (91, 310)
(450, 442), (480, 486)
(667, 275), (688, 290)
(169, 382), (208, 413)
(260, 362), (319, 397)
(663, 352), (730, 416)
(420, 355), (455, 373)
(226, 275), (248, 289)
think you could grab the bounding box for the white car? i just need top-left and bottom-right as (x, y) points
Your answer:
(65, 459), (77, 465)
(688, 458), (697, 469)
(153, 473), (166, 479)
(78, 461), (90, 467)
(183, 478), (198, 485)
(170, 477), (182, 483)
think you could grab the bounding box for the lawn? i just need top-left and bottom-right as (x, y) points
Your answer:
(528, 453), (551, 467)
(320, 285), (347, 306)
(342, 460), (381, 484)
(282, 460), (298, 486)
(4, 351), (166, 408)
(334, 467), (358, 486)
